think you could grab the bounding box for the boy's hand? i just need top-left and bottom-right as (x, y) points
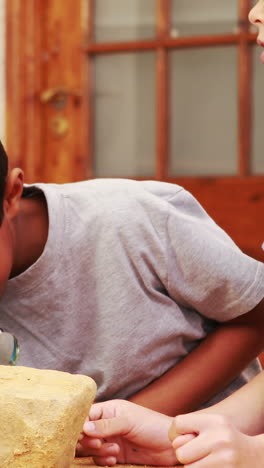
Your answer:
(76, 399), (177, 466)
(171, 412), (264, 467)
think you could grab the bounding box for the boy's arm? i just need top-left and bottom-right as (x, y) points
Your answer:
(128, 297), (264, 416)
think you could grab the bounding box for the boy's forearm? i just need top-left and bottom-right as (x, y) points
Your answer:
(129, 301), (264, 416)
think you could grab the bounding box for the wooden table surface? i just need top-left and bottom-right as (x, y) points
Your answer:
(72, 458), (180, 467)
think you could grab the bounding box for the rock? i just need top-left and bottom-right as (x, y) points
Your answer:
(0, 366), (96, 468)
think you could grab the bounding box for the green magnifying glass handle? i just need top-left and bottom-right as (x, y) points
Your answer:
(0, 329), (20, 366)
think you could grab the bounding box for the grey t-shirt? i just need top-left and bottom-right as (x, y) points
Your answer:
(0, 179), (264, 407)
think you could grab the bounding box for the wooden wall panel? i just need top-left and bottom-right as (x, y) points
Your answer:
(6, 0), (44, 181)
(6, 0), (89, 183)
(156, 0), (170, 180)
(40, 0), (89, 183)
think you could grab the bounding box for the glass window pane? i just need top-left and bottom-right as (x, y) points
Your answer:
(169, 46), (238, 176)
(94, 52), (156, 178)
(95, 0), (156, 43)
(252, 45), (264, 174)
(171, 0), (238, 37)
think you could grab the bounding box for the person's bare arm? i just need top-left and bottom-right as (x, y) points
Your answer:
(192, 370), (264, 436)
(128, 297), (264, 416)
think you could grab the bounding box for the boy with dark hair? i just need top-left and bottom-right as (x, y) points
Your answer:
(0, 141), (264, 417)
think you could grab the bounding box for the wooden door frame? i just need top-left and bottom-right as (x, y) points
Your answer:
(6, 0), (89, 183)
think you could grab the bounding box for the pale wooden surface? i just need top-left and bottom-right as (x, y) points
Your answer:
(71, 458), (179, 467)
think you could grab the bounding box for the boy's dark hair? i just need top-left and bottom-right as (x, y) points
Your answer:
(0, 141), (8, 224)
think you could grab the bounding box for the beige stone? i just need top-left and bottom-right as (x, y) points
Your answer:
(0, 366), (96, 468)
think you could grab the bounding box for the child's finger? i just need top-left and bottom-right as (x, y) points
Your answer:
(175, 433), (210, 465)
(79, 437), (103, 449)
(83, 416), (131, 438)
(88, 403), (104, 421)
(169, 417), (196, 442)
(92, 455), (117, 466)
(77, 441), (120, 459)
(172, 433), (196, 449)
(173, 412), (219, 435)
